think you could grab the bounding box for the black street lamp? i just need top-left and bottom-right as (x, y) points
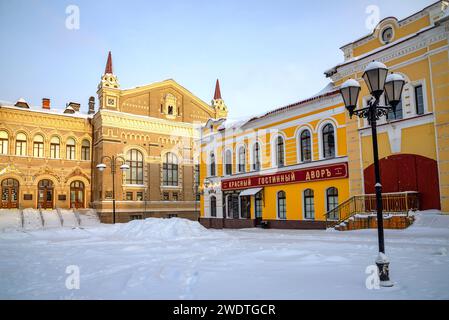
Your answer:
(96, 155), (130, 224)
(339, 61), (405, 287)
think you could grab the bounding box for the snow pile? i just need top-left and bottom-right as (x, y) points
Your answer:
(0, 209), (21, 231)
(60, 209), (79, 228)
(112, 218), (208, 240)
(42, 210), (62, 228)
(411, 210), (449, 229)
(22, 208), (43, 230)
(78, 209), (100, 226)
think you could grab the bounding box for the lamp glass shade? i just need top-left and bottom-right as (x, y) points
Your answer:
(120, 163), (130, 171)
(384, 73), (405, 112)
(362, 61), (388, 99)
(96, 163), (106, 172)
(340, 79), (361, 114)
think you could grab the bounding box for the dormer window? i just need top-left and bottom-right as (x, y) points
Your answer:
(381, 27), (394, 44)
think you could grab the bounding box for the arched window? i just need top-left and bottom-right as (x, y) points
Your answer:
(126, 149), (144, 184)
(210, 196), (217, 217)
(300, 130), (312, 162)
(81, 140), (90, 160)
(15, 133), (27, 156)
(210, 152), (216, 176)
(163, 152), (178, 186)
(238, 146), (246, 173)
(33, 135), (44, 157)
(277, 191), (286, 219)
(326, 187), (339, 218)
(276, 136), (285, 167)
(66, 138), (76, 160)
(253, 142), (261, 171)
(322, 124), (335, 159)
(50, 136), (60, 159)
(0, 131), (9, 155)
(225, 149), (232, 175)
(304, 189), (315, 219)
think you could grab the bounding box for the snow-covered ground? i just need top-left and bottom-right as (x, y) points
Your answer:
(0, 210), (448, 300)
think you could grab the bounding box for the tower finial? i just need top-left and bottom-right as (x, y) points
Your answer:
(104, 51), (113, 74)
(214, 79), (222, 100)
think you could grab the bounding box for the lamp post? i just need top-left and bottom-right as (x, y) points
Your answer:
(339, 61), (405, 287)
(96, 155), (130, 224)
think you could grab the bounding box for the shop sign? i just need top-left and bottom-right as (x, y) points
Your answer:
(221, 163), (348, 191)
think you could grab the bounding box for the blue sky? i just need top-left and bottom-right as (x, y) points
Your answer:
(0, 0), (435, 119)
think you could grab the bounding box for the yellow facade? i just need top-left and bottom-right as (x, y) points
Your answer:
(200, 92), (350, 229)
(327, 1), (449, 211)
(200, 1), (449, 229)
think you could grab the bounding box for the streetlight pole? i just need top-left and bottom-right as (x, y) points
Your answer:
(96, 155), (129, 224)
(339, 62), (405, 287)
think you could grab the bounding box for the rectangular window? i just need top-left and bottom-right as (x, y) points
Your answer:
(0, 139), (7, 155)
(50, 143), (60, 158)
(415, 85), (424, 115)
(126, 192), (133, 201)
(66, 145), (75, 160)
(15, 141), (26, 156)
(130, 215), (142, 220)
(255, 192), (263, 218)
(240, 196), (251, 219)
(136, 192), (143, 201)
(278, 197), (286, 219)
(386, 95), (403, 120)
(33, 142), (44, 157)
(81, 146), (90, 160)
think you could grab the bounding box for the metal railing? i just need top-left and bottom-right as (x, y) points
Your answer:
(326, 192), (419, 228)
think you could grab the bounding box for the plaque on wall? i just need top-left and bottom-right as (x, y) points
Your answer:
(23, 194), (32, 200)
(58, 195), (67, 201)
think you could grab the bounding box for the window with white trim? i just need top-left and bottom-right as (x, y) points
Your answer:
(238, 146), (246, 173)
(322, 124), (335, 159)
(300, 130), (312, 162)
(50, 136), (60, 159)
(0, 131), (8, 155)
(15, 133), (27, 156)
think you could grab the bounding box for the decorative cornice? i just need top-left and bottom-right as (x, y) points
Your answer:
(331, 26), (448, 82)
(95, 110), (200, 139)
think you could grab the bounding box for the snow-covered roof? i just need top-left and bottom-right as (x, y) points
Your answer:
(212, 82), (339, 132)
(0, 100), (93, 119)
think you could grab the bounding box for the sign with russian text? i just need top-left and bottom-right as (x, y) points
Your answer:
(221, 163), (348, 191)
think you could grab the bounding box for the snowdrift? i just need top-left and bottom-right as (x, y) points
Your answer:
(112, 217), (208, 240)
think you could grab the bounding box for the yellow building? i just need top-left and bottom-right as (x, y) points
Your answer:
(200, 88), (350, 229)
(199, 1), (449, 229)
(325, 0), (449, 212)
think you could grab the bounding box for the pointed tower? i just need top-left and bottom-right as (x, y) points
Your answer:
(97, 51), (120, 110)
(211, 79), (228, 119)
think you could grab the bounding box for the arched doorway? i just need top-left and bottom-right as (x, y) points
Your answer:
(364, 154), (440, 210)
(70, 181), (85, 209)
(38, 179), (54, 209)
(1, 178), (19, 209)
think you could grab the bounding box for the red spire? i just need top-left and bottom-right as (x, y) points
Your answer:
(104, 51), (113, 74)
(213, 79), (222, 100)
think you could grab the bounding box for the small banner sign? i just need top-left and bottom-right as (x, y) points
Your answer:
(221, 162), (348, 191)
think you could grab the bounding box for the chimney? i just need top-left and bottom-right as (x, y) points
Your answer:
(42, 98), (50, 109)
(88, 96), (95, 114)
